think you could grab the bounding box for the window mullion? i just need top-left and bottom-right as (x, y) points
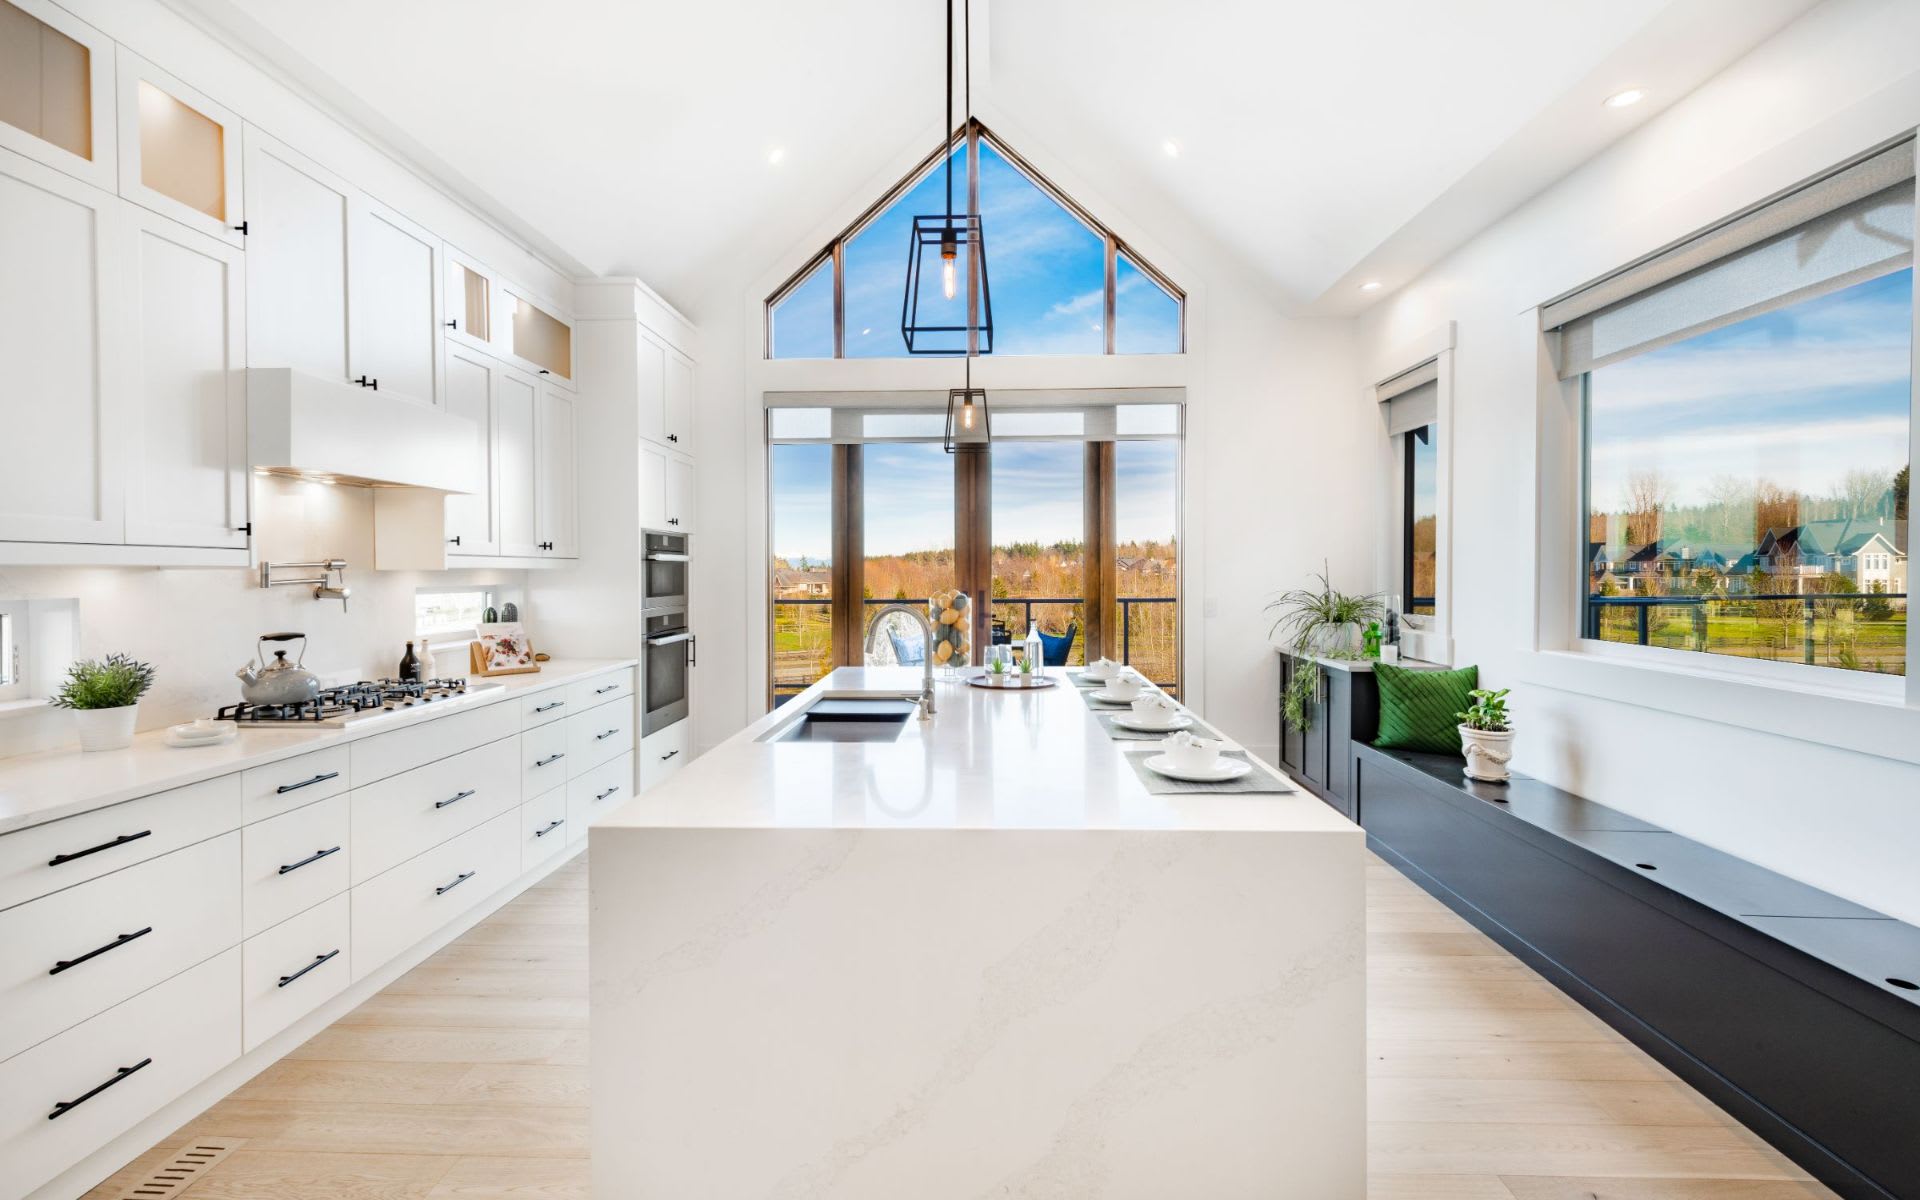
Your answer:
(1103, 235), (1117, 356)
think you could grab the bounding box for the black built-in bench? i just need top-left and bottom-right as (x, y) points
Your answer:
(1348, 745), (1920, 1200)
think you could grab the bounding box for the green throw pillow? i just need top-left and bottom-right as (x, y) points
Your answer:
(1373, 663), (1479, 755)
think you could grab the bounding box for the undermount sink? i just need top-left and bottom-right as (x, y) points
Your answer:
(765, 697), (919, 743)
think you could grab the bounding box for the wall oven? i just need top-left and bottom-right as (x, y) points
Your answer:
(643, 532), (689, 612)
(643, 609), (693, 735)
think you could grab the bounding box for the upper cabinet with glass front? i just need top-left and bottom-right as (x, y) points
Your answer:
(0, 0), (115, 190)
(115, 48), (243, 247)
(502, 281), (574, 387)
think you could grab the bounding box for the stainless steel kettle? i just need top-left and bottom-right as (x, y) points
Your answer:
(236, 632), (323, 706)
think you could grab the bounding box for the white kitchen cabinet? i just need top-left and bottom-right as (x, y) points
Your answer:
(537, 382), (578, 557)
(114, 48), (243, 248)
(668, 452), (695, 535)
(0, 0), (116, 192)
(350, 195), (443, 407)
(241, 127), (351, 383)
(444, 243), (497, 354)
(0, 147), (124, 545)
(443, 345), (499, 556)
(635, 331), (666, 446)
(496, 365), (541, 558)
(502, 280), (573, 387)
(123, 208), (248, 549)
(664, 350), (695, 453)
(639, 440), (670, 534)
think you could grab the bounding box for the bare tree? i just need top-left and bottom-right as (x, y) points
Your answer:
(1754, 479), (1799, 544)
(1703, 475), (1754, 544)
(1621, 469), (1673, 548)
(1835, 468), (1894, 521)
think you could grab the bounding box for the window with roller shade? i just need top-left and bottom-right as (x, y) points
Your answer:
(1544, 140), (1913, 678)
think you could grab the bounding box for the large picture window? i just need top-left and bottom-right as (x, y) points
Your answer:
(1549, 141), (1914, 679)
(766, 121), (1183, 359)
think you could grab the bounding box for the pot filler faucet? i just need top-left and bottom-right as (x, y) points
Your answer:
(864, 603), (937, 718)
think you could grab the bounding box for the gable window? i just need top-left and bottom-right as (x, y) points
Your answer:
(767, 120), (1183, 359)
(1546, 140), (1913, 679)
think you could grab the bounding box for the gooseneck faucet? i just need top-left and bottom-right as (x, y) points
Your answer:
(864, 603), (937, 718)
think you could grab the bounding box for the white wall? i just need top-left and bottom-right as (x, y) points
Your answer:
(685, 103), (1368, 765)
(1355, 0), (1920, 923)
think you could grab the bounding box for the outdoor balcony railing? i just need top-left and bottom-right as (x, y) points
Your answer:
(1587, 591), (1906, 671)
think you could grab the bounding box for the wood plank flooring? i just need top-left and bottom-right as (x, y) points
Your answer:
(81, 851), (1836, 1199)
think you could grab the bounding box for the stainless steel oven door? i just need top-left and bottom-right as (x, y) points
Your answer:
(643, 532), (689, 612)
(643, 611), (693, 735)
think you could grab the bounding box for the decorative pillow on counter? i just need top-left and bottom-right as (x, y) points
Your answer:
(1373, 663), (1478, 756)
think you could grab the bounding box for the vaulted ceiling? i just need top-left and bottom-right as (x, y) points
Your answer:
(171, 0), (1818, 319)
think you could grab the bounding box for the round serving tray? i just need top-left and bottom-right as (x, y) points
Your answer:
(965, 672), (1059, 690)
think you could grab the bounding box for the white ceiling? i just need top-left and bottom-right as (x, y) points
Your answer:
(171, 0), (1819, 319)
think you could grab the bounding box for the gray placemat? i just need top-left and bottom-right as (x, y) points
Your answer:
(1097, 712), (1225, 743)
(1065, 669), (1108, 689)
(1121, 749), (1294, 795)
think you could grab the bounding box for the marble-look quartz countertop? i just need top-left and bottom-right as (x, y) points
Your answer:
(600, 666), (1354, 835)
(1273, 646), (1451, 672)
(0, 658), (637, 835)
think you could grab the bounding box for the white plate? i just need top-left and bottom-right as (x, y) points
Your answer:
(1143, 754), (1251, 784)
(164, 726), (237, 748)
(1091, 688), (1148, 704)
(1114, 713), (1193, 732)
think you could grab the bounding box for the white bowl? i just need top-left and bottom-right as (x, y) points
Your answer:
(1161, 732), (1222, 774)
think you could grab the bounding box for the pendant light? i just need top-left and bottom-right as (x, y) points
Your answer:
(902, 0), (993, 356)
(945, 356), (990, 453)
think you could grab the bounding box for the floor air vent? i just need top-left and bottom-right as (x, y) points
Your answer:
(111, 1138), (244, 1198)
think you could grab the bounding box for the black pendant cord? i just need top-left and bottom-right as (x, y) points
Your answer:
(944, 0), (954, 223)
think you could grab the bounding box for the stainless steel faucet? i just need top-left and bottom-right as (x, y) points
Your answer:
(864, 603), (937, 718)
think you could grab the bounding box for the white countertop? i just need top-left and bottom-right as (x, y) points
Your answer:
(600, 666), (1356, 835)
(0, 658), (637, 836)
(1274, 647), (1450, 672)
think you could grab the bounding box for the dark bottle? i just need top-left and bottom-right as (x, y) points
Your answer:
(398, 640), (421, 682)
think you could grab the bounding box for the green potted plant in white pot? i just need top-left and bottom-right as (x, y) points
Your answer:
(52, 654), (156, 752)
(1455, 687), (1513, 783)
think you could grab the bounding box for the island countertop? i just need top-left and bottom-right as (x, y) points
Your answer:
(598, 666), (1357, 835)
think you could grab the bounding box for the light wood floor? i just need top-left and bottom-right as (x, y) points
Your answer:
(83, 851), (1837, 1199)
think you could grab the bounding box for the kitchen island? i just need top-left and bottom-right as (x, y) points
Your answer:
(590, 667), (1364, 1199)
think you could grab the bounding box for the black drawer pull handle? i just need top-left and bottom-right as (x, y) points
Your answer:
(594, 683), (619, 694)
(533, 700), (565, 713)
(594, 728), (619, 741)
(595, 786), (619, 801)
(436, 870), (475, 896)
(534, 752), (565, 767)
(276, 771), (340, 795)
(435, 789), (477, 810)
(49, 1058), (152, 1120)
(48, 830), (151, 866)
(278, 948), (340, 988)
(534, 818), (565, 838)
(50, 926), (153, 976)
(660, 749), (679, 761)
(278, 846), (341, 875)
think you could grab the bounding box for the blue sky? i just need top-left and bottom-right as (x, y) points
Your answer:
(771, 139), (1180, 358)
(1588, 268), (1911, 513)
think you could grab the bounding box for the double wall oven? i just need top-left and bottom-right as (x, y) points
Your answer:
(642, 532), (693, 736)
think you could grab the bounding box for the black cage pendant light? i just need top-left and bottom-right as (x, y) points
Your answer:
(945, 357), (989, 453)
(902, 0), (992, 356)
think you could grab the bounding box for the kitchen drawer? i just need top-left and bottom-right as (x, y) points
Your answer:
(0, 775), (241, 912)
(520, 687), (571, 729)
(239, 745), (350, 825)
(0, 834), (239, 1063)
(521, 719), (571, 795)
(242, 892), (349, 1053)
(351, 737), (519, 885)
(566, 753), (633, 844)
(350, 700), (519, 787)
(639, 722), (690, 792)
(567, 668), (634, 711)
(566, 699), (634, 776)
(0, 948), (239, 1200)
(520, 785), (570, 873)
(351, 810), (517, 980)
(241, 794), (349, 938)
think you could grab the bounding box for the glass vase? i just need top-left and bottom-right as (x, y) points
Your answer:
(928, 590), (972, 680)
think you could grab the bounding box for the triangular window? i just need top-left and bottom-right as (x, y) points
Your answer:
(769, 121), (1182, 359)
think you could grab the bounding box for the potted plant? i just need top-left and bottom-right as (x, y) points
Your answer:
(52, 654), (156, 752)
(1455, 687), (1514, 783)
(1267, 568), (1386, 732)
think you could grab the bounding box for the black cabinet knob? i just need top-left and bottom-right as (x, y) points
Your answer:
(448, 535), (461, 546)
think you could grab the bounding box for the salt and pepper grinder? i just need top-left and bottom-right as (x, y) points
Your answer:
(398, 640), (421, 682)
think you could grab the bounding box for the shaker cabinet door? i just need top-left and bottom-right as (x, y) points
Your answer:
(495, 367), (541, 558)
(638, 441), (670, 534)
(668, 453), (695, 535)
(114, 48), (244, 248)
(0, 148), (124, 544)
(0, 0), (117, 192)
(241, 127), (352, 384)
(349, 196), (444, 407)
(443, 346), (498, 556)
(122, 210), (247, 549)
(663, 351), (694, 454)
(536, 384), (577, 558)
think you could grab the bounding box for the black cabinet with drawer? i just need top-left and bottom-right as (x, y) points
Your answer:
(1275, 651), (1379, 820)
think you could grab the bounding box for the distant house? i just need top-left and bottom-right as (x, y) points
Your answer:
(773, 568), (831, 598)
(1752, 519), (1907, 595)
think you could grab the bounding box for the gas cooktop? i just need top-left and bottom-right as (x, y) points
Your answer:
(216, 677), (503, 727)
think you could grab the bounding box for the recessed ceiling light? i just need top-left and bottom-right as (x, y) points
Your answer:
(1162, 139), (1180, 158)
(767, 147), (786, 165)
(1604, 88), (1646, 109)
(1359, 280), (1383, 292)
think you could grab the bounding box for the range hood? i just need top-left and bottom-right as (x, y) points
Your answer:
(247, 368), (477, 493)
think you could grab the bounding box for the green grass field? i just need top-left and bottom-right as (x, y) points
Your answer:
(1594, 602), (1907, 674)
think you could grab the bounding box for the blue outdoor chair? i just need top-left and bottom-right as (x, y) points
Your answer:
(887, 625), (926, 666)
(1038, 623), (1078, 667)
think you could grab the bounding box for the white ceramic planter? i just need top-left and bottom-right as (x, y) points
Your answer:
(75, 704), (138, 752)
(1458, 724), (1514, 783)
